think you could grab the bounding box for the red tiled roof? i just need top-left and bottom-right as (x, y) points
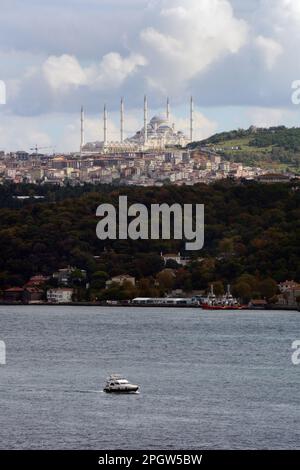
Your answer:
(5, 287), (24, 292)
(24, 287), (43, 293)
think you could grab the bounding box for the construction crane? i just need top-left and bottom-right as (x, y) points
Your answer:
(30, 145), (56, 155)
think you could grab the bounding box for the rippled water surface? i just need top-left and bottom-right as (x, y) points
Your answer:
(0, 306), (299, 449)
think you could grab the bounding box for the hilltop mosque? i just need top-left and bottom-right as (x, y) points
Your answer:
(80, 96), (194, 154)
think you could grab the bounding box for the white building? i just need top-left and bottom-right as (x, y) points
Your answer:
(161, 252), (190, 267)
(128, 115), (189, 150)
(81, 96), (193, 154)
(47, 288), (74, 303)
(132, 297), (197, 306)
(106, 274), (136, 289)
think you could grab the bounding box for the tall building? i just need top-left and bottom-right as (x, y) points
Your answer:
(81, 97), (194, 154)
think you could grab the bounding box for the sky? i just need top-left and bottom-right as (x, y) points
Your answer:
(0, 0), (300, 152)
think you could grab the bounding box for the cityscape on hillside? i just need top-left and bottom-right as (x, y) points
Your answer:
(0, 97), (299, 186)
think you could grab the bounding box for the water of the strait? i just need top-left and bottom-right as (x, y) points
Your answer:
(0, 306), (299, 449)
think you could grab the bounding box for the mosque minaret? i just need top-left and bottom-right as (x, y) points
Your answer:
(81, 96), (195, 154)
(80, 106), (85, 153)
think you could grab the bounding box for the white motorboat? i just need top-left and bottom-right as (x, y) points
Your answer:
(103, 374), (139, 393)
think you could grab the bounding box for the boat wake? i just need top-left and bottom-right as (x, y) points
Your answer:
(66, 389), (103, 394)
(0, 386), (139, 395)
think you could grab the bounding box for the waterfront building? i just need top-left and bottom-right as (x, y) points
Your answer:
(106, 274), (136, 289)
(47, 288), (74, 304)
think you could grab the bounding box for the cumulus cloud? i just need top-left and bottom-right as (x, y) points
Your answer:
(4, 0), (249, 112)
(42, 52), (147, 92)
(174, 111), (218, 141)
(43, 55), (88, 91)
(246, 107), (294, 128)
(0, 114), (51, 151)
(255, 36), (283, 70)
(138, 0), (248, 92)
(91, 53), (147, 90)
(279, 0), (300, 21)
(1, 0), (300, 151)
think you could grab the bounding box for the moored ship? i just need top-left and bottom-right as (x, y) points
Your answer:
(200, 285), (247, 310)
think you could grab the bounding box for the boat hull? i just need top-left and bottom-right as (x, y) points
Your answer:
(200, 304), (247, 310)
(104, 386), (139, 394)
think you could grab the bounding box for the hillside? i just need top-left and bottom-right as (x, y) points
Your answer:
(0, 181), (299, 302)
(189, 126), (300, 173)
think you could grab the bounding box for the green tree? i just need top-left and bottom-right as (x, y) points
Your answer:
(232, 281), (252, 302)
(259, 278), (278, 300)
(157, 270), (175, 292)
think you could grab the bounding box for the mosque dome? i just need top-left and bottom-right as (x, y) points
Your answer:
(150, 115), (166, 127)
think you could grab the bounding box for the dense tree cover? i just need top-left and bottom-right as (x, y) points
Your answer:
(0, 181), (299, 301)
(189, 126), (300, 171)
(191, 126), (300, 150)
(190, 127), (256, 147)
(249, 127), (300, 151)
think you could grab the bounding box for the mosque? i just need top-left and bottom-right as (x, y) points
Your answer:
(80, 96), (194, 154)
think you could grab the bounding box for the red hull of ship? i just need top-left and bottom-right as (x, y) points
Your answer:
(201, 304), (247, 310)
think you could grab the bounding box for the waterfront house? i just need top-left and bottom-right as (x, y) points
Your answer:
(22, 287), (44, 304)
(106, 274), (136, 289)
(47, 288), (74, 304)
(3, 287), (24, 302)
(24, 275), (49, 287)
(52, 267), (87, 286)
(278, 280), (300, 293)
(275, 280), (300, 308)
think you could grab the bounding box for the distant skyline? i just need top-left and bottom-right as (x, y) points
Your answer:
(0, 0), (300, 152)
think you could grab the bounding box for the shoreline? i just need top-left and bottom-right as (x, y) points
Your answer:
(0, 302), (298, 311)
